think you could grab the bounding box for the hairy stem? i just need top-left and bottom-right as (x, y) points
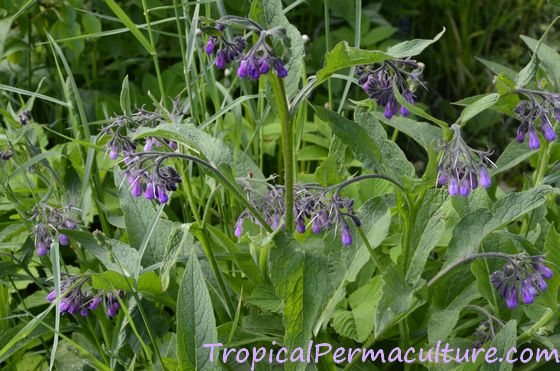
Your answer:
(269, 75), (294, 232)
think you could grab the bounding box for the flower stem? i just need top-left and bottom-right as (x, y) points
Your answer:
(269, 75), (294, 232)
(356, 227), (383, 272)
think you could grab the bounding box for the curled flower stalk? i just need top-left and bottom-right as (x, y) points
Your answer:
(514, 89), (559, 150)
(31, 203), (78, 256)
(437, 124), (495, 197)
(356, 59), (424, 119)
(46, 275), (124, 318)
(491, 255), (553, 309)
(234, 183), (361, 246)
(203, 19), (290, 79)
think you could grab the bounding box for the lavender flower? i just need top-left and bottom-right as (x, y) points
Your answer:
(121, 153), (182, 204)
(233, 183), (361, 246)
(236, 31), (288, 80)
(204, 25), (247, 69)
(514, 89), (559, 150)
(491, 255), (554, 309)
(31, 204), (78, 256)
(46, 275), (124, 318)
(356, 59), (424, 119)
(437, 125), (495, 197)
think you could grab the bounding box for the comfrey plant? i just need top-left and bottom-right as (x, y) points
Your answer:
(513, 89), (559, 149)
(203, 17), (290, 79)
(4, 3), (560, 369)
(492, 255), (554, 309)
(437, 124), (494, 196)
(356, 59), (423, 118)
(31, 203), (78, 256)
(46, 275), (124, 318)
(234, 183), (361, 245)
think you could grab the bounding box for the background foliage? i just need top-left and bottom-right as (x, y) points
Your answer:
(1, 0), (560, 370)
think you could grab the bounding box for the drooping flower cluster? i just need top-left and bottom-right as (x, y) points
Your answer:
(204, 20), (289, 79)
(121, 153), (182, 204)
(491, 255), (554, 309)
(46, 275), (124, 318)
(437, 124), (494, 197)
(101, 104), (183, 161)
(18, 109), (32, 126)
(234, 184), (361, 246)
(31, 204), (78, 256)
(356, 59), (424, 119)
(514, 89), (558, 150)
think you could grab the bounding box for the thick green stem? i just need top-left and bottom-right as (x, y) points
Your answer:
(269, 75), (294, 232)
(533, 140), (549, 186)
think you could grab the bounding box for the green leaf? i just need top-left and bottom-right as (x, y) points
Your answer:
(444, 186), (560, 268)
(477, 57), (518, 80)
(315, 41), (391, 85)
(104, 0), (154, 54)
(120, 75), (131, 116)
(392, 82), (449, 130)
(91, 271), (162, 295)
(62, 230), (140, 275)
(370, 112), (442, 152)
(375, 266), (426, 336)
(269, 233), (330, 370)
(331, 276), (383, 342)
(479, 320), (517, 371)
(249, 0), (304, 98)
(114, 170), (174, 267)
(493, 140), (536, 175)
(354, 108), (416, 178)
(177, 249), (219, 371)
(160, 223), (192, 291)
(427, 283), (480, 343)
(407, 189), (452, 284)
(458, 93), (500, 125)
(313, 106), (382, 171)
(521, 36), (560, 89)
(386, 27), (446, 58)
(313, 196), (393, 334)
(246, 282), (283, 314)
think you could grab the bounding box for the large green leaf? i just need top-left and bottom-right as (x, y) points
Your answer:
(115, 170), (174, 267)
(493, 140), (536, 175)
(313, 196), (393, 334)
(354, 108), (416, 178)
(91, 271), (162, 295)
(427, 283), (480, 343)
(521, 36), (560, 89)
(375, 266), (427, 337)
(177, 249), (219, 371)
(370, 112), (442, 152)
(444, 186), (559, 268)
(407, 189), (452, 284)
(457, 93), (500, 125)
(479, 320), (517, 371)
(314, 106), (382, 171)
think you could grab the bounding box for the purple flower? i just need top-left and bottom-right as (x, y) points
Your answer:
(89, 296), (102, 310)
(144, 182), (155, 200)
(479, 167), (491, 188)
(506, 287), (518, 309)
(437, 125), (495, 197)
(59, 234), (69, 246)
(47, 290), (57, 302)
(528, 128), (540, 150)
(37, 241), (48, 256)
(492, 255), (554, 310)
(311, 217), (322, 234)
(234, 218), (243, 238)
(205, 37), (217, 54)
(296, 218), (306, 233)
(273, 60), (287, 78)
(341, 224), (352, 246)
(514, 90), (560, 149)
(356, 60), (422, 119)
(80, 308), (89, 317)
